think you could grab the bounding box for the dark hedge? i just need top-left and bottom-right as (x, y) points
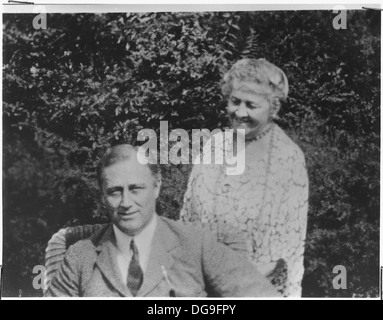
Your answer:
(2, 11), (380, 297)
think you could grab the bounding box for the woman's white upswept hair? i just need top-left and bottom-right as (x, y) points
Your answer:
(222, 58), (289, 101)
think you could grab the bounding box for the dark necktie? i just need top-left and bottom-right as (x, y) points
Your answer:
(127, 239), (144, 296)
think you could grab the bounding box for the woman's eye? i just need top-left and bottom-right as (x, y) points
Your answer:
(231, 97), (241, 105)
(246, 102), (258, 109)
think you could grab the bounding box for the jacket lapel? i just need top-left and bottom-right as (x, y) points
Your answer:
(93, 225), (131, 297)
(138, 217), (178, 297)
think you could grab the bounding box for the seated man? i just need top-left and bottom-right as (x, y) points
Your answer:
(45, 144), (279, 297)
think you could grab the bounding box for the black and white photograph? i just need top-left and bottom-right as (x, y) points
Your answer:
(1, 2), (381, 299)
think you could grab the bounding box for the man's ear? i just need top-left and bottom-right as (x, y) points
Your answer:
(100, 191), (107, 207)
(154, 177), (162, 199)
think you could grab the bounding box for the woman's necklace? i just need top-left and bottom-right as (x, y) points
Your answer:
(245, 122), (275, 143)
(248, 123), (276, 256)
(260, 122), (275, 216)
(212, 122), (276, 224)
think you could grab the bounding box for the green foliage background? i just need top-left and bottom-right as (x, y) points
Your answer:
(2, 11), (380, 297)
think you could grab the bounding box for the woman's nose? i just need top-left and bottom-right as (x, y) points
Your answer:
(235, 103), (248, 118)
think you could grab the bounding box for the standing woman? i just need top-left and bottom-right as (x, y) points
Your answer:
(180, 58), (309, 297)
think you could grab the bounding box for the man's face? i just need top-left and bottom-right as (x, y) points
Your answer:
(227, 80), (276, 139)
(101, 158), (161, 236)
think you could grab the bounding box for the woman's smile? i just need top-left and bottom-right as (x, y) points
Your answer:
(227, 80), (274, 138)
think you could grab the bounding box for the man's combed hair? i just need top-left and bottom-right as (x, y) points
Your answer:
(221, 58), (289, 101)
(97, 144), (161, 189)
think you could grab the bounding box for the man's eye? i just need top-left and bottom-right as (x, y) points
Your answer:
(130, 186), (143, 193)
(108, 190), (121, 197)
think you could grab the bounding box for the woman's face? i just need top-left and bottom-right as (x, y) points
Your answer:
(227, 80), (276, 139)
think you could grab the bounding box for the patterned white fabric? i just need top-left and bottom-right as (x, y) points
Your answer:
(180, 124), (309, 297)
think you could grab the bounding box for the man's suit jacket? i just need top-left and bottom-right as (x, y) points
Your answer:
(45, 216), (279, 297)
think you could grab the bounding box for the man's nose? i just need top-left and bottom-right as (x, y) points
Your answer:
(120, 192), (133, 209)
(235, 103), (248, 118)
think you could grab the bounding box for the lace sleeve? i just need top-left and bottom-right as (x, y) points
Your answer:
(280, 150), (309, 297)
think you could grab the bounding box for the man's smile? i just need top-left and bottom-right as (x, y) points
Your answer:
(118, 211), (139, 218)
